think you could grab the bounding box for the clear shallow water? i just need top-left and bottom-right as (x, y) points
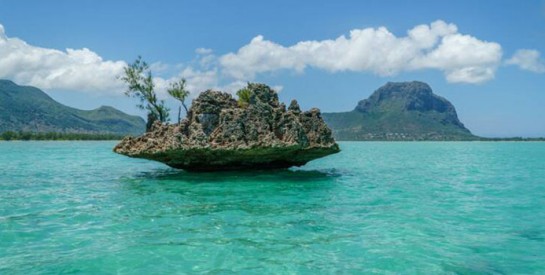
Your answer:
(1, 141), (544, 274)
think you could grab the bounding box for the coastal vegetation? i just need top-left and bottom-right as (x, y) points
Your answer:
(121, 56), (190, 129)
(167, 79), (190, 123)
(0, 80), (146, 136)
(236, 86), (252, 108)
(477, 137), (545, 142)
(0, 131), (124, 141)
(120, 56), (170, 130)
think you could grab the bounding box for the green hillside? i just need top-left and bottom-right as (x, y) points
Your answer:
(0, 80), (145, 135)
(322, 81), (476, 141)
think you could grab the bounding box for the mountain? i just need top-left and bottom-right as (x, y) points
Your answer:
(322, 81), (476, 140)
(0, 80), (145, 135)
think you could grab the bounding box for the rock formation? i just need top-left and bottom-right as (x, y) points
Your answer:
(114, 83), (340, 171)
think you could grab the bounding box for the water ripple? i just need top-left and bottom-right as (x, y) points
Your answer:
(1, 141), (545, 273)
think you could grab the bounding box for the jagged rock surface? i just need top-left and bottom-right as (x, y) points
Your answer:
(114, 84), (340, 171)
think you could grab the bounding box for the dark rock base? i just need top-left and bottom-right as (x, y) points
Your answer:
(132, 145), (340, 171)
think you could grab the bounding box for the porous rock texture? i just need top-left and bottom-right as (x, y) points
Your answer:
(114, 84), (340, 171)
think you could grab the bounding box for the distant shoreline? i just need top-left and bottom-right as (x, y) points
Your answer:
(0, 131), (127, 141)
(334, 137), (545, 142)
(2, 137), (543, 142)
(1, 131), (543, 142)
(334, 139), (545, 142)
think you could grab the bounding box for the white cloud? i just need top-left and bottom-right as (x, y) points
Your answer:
(220, 80), (247, 94)
(0, 23), (237, 97)
(149, 62), (171, 73)
(0, 24), (6, 40)
(272, 85), (284, 93)
(220, 35), (306, 79)
(0, 20), (536, 97)
(195, 48), (213, 55)
(0, 24), (126, 93)
(219, 20), (503, 83)
(198, 54), (217, 69)
(180, 67), (219, 94)
(412, 33), (502, 83)
(506, 49), (545, 73)
(154, 67), (244, 99)
(152, 68), (216, 99)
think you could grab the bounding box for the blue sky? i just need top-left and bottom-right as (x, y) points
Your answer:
(1, 0), (544, 137)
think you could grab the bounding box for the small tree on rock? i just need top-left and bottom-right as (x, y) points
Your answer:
(121, 56), (169, 131)
(167, 78), (190, 123)
(236, 87), (252, 108)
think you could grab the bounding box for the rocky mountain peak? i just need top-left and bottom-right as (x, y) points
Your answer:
(323, 81), (475, 141)
(356, 81), (449, 112)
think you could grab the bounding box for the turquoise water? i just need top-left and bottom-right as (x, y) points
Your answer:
(1, 141), (544, 274)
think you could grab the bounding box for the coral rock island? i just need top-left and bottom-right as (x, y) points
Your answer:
(114, 84), (340, 171)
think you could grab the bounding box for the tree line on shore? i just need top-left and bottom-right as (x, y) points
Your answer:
(0, 131), (124, 141)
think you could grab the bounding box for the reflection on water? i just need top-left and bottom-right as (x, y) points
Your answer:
(119, 167), (344, 196)
(442, 260), (506, 275)
(135, 167), (342, 182)
(115, 167), (345, 220)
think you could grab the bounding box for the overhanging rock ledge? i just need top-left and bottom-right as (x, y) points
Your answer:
(113, 83), (340, 171)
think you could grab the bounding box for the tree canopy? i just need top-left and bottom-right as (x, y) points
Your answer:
(120, 56), (169, 130)
(167, 78), (190, 123)
(236, 87), (252, 108)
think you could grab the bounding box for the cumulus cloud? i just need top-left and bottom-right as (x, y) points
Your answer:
(1, 20), (537, 96)
(0, 24), (5, 40)
(152, 68), (217, 99)
(0, 24), (126, 93)
(0, 24), (235, 96)
(149, 62), (171, 73)
(506, 49), (545, 73)
(195, 48), (213, 55)
(154, 67), (248, 100)
(219, 20), (503, 83)
(180, 67), (219, 94)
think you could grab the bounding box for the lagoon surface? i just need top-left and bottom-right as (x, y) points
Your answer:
(1, 141), (544, 273)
